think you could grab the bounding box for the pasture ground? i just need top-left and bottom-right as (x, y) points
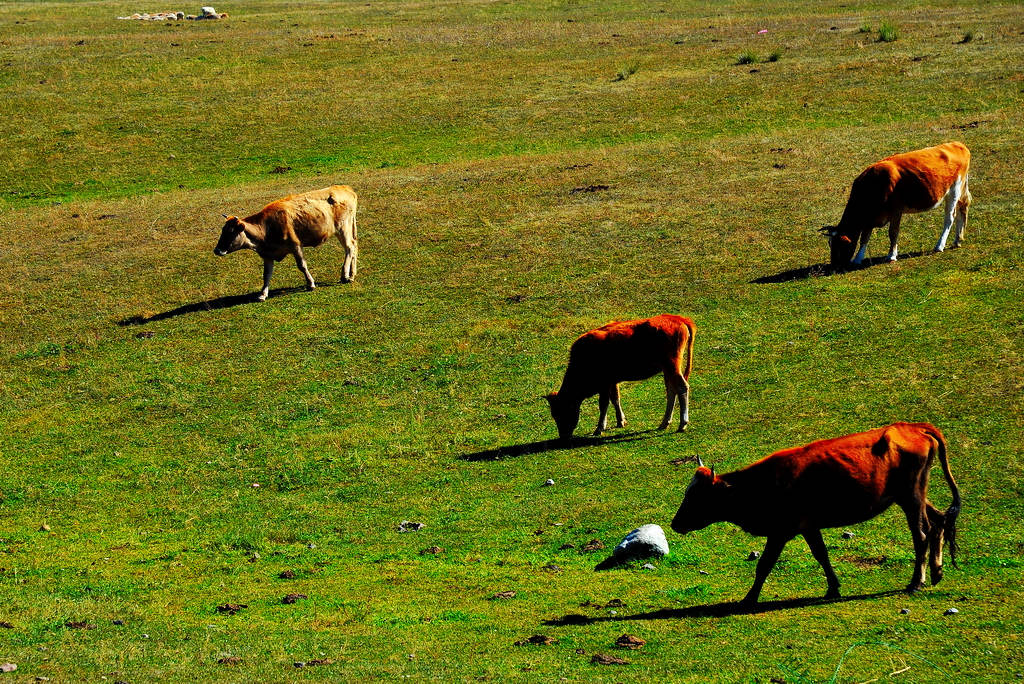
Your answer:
(1, 0), (1022, 680)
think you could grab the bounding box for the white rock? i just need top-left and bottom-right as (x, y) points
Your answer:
(841, 531), (855, 539)
(944, 607), (959, 615)
(641, 563), (656, 571)
(544, 479), (555, 486)
(612, 524), (669, 560)
(1, 664), (17, 673)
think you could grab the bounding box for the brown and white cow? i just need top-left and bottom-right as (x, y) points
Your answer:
(545, 314), (696, 443)
(671, 422), (960, 605)
(822, 142), (971, 268)
(214, 185), (357, 301)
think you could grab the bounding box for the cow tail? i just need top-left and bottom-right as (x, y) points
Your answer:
(926, 425), (961, 568)
(682, 319), (696, 381)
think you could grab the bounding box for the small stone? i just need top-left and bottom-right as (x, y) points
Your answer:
(420, 546), (443, 555)
(0, 621), (12, 629)
(248, 552), (260, 562)
(397, 521), (425, 533)
(306, 543), (316, 549)
(543, 564), (562, 573)
(282, 593), (308, 604)
(217, 656), (242, 665)
(112, 619), (125, 625)
(544, 479), (555, 486)
(490, 590), (516, 600)
(591, 653), (629, 665)
(251, 483), (260, 488)
(641, 563), (656, 570)
(900, 608), (910, 615)
(35, 677), (50, 682)
(746, 551), (760, 561)
(142, 633), (149, 638)
(39, 523), (51, 532)
(605, 598), (625, 608)
(581, 539), (605, 553)
(0, 664), (17, 673)
(558, 543), (575, 550)
(944, 607), (959, 615)
(279, 570), (297, 579)
(841, 531), (855, 539)
(64, 620), (96, 630)
(699, 570), (709, 576)
(294, 662), (306, 668)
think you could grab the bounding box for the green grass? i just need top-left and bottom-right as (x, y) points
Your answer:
(2, 0), (1024, 681)
(878, 20), (900, 43)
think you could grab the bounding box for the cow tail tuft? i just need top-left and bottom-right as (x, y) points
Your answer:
(927, 425), (960, 568)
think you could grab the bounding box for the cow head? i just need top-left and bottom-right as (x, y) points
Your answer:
(214, 215), (254, 256)
(545, 391), (580, 443)
(821, 225), (855, 268)
(670, 462), (720, 535)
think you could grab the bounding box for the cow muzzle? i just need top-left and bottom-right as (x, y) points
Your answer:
(214, 248), (227, 257)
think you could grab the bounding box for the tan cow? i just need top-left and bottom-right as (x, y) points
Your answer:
(822, 142), (971, 268)
(214, 185), (357, 301)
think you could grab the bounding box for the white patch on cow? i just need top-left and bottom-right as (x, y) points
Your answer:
(853, 241), (868, 264)
(934, 177), (963, 253)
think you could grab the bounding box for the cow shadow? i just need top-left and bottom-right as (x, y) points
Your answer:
(542, 589), (903, 626)
(751, 251), (929, 284)
(117, 284), (340, 326)
(458, 429), (662, 462)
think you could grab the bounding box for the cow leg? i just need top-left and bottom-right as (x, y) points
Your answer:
(887, 213), (902, 262)
(742, 534), (792, 605)
(953, 181), (971, 248)
(257, 258), (274, 301)
(935, 180), (963, 253)
(593, 389), (610, 436)
(609, 383), (626, 428)
(339, 233), (357, 283)
(852, 227), (873, 265)
(902, 503), (929, 592)
(293, 246), (316, 290)
(802, 529), (841, 599)
(925, 502), (945, 585)
(659, 373), (677, 430)
(676, 374), (690, 432)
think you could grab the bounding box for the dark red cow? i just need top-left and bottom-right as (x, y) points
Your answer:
(545, 314), (696, 442)
(671, 423), (960, 605)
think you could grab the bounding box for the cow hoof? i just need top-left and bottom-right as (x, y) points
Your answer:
(825, 588), (841, 599)
(616, 421), (627, 428)
(341, 276), (351, 284)
(904, 582), (924, 594)
(888, 256), (897, 263)
(256, 293), (268, 302)
(657, 422), (669, 431)
(677, 424), (688, 433)
(930, 568), (944, 585)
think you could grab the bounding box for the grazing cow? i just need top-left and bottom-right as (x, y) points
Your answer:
(214, 185), (357, 301)
(671, 423), (960, 605)
(822, 142), (971, 268)
(545, 314), (696, 443)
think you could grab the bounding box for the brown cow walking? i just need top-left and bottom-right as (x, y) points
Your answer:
(214, 185), (358, 301)
(671, 423), (960, 605)
(546, 314), (696, 443)
(822, 142), (971, 269)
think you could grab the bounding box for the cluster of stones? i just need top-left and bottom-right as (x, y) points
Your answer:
(118, 6), (227, 20)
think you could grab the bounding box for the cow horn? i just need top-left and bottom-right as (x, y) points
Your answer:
(710, 465), (715, 479)
(697, 455), (705, 468)
(222, 213), (229, 219)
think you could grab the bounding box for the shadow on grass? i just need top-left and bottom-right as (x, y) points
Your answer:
(751, 251), (929, 284)
(458, 429), (663, 462)
(543, 589), (903, 626)
(117, 284), (341, 326)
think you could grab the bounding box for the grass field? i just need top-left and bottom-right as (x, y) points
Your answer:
(1, 0), (1023, 680)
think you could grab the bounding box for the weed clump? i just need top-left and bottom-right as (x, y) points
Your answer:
(736, 52), (758, 65)
(767, 48), (783, 62)
(877, 21), (899, 42)
(958, 30), (981, 44)
(612, 62), (638, 81)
